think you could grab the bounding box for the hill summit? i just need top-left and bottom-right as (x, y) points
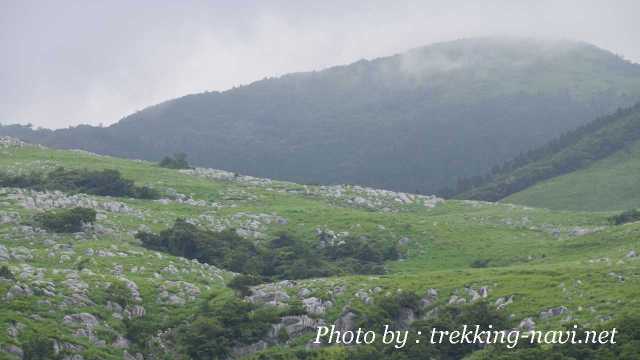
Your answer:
(3, 37), (640, 193)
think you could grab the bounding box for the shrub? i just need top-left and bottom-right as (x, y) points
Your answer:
(75, 258), (91, 271)
(159, 153), (191, 169)
(471, 259), (490, 268)
(22, 333), (57, 360)
(0, 167), (159, 199)
(46, 167), (160, 199)
(0, 172), (44, 188)
(33, 207), (96, 233)
(106, 280), (133, 307)
(609, 208), (640, 225)
(353, 301), (513, 360)
(139, 220), (396, 280)
(0, 265), (15, 280)
(227, 274), (263, 297)
(177, 293), (279, 359)
(136, 219), (260, 273)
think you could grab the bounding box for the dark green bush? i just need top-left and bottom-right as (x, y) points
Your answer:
(159, 153), (191, 169)
(351, 301), (513, 360)
(33, 207), (96, 233)
(471, 259), (490, 268)
(106, 280), (133, 307)
(609, 208), (640, 225)
(136, 219), (260, 274)
(137, 220), (398, 281)
(0, 172), (44, 188)
(0, 167), (159, 199)
(0, 265), (15, 280)
(45, 167), (159, 199)
(177, 292), (279, 359)
(227, 274), (264, 297)
(22, 333), (57, 360)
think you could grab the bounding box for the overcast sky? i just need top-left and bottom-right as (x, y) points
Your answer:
(2, 0), (639, 129)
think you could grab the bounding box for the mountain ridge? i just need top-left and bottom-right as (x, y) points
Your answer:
(3, 37), (640, 194)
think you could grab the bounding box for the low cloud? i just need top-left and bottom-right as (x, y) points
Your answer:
(1, 0), (639, 128)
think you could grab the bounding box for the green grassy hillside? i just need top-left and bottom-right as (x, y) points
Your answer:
(504, 139), (640, 211)
(1, 138), (639, 359)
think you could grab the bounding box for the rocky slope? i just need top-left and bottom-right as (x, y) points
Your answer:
(0, 137), (639, 359)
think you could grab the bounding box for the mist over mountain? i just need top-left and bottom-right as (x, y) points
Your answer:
(4, 37), (640, 193)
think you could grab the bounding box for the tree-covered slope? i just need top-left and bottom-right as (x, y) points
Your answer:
(1, 137), (640, 359)
(3, 37), (640, 194)
(504, 136), (640, 211)
(457, 103), (640, 210)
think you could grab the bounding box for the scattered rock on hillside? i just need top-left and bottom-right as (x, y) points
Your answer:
(302, 297), (333, 315)
(5, 283), (33, 300)
(448, 295), (466, 305)
(0, 212), (20, 225)
(6, 188), (145, 218)
(495, 296), (513, 310)
(304, 184), (444, 211)
(0, 245), (9, 261)
(334, 309), (358, 332)
(157, 281), (200, 306)
(397, 307), (417, 330)
(569, 227), (602, 237)
(539, 306), (569, 319)
(608, 272), (624, 282)
(2, 344), (24, 358)
(298, 288), (312, 298)
(355, 289), (373, 305)
(519, 318), (536, 331)
(0, 136), (30, 148)
(273, 315), (325, 339)
(420, 288), (438, 307)
(63, 313), (99, 329)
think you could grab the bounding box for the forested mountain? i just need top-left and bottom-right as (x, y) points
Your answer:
(453, 102), (640, 205)
(3, 37), (640, 193)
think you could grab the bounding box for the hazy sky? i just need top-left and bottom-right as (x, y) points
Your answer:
(2, 0), (639, 129)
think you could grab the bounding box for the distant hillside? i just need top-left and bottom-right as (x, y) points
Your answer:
(4, 37), (640, 194)
(504, 139), (640, 211)
(456, 103), (640, 210)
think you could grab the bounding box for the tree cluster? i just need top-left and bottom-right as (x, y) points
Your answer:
(136, 219), (399, 281)
(0, 167), (159, 199)
(159, 153), (191, 169)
